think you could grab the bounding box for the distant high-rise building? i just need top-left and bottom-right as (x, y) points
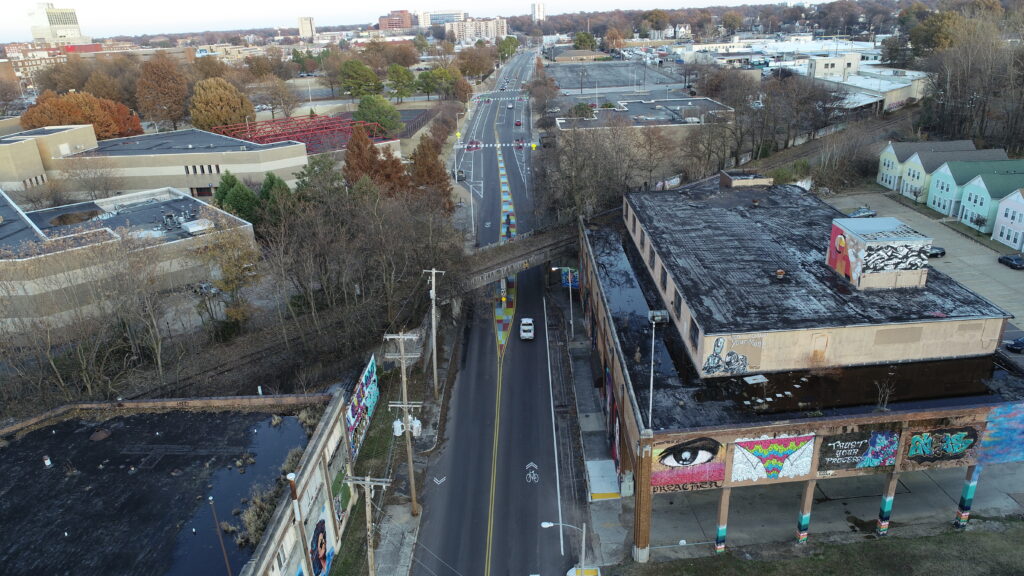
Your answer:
(445, 17), (508, 43)
(531, 3), (545, 22)
(29, 3), (91, 46)
(419, 10), (467, 27)
(378, 10), (414, 31)
(298, 17), (316, 41)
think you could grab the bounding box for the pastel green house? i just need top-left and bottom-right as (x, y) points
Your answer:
(926, 160), (1024, 217)
(957, 172), (1024, 233)
(898, 148), (1007, 203)
(876, 140), (975, 192)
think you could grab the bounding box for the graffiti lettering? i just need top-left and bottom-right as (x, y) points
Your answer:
(942, 432), (974, 455)
(908, 433), (933, 457)
(819, 431), (899, 471)
(906, 428), (979, 463)
(652, 480), (722, 493)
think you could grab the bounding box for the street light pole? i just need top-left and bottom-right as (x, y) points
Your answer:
(551, 267), (576, 338)
(208, 496), (232, 576)
(541, 521), (588, 575)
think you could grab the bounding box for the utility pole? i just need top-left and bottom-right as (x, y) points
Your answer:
(423, 268), (445, 400)
(384, 332), (421, 516)
(346, 476), (392, 576)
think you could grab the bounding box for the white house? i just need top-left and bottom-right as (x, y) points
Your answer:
(992, 190), (1024, 250)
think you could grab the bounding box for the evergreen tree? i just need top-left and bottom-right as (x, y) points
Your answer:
(294, 154), (344, 198)
(224, 181), (261, 224)
(214, 171), (240, 207)
(342, 127), (379, 187)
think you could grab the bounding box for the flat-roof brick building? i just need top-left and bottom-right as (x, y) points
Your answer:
(578, 178), (1024, 562)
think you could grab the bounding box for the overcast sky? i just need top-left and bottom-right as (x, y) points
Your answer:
(2, 0), (777, 44)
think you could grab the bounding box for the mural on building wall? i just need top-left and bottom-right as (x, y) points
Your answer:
(817, 431), (899, 473)
(346, 355), (379, 461)
(904, 427), (980, 465)
(979, 403), (1024, 464)
(827, 224), (852, 279)
(702, 335), (762, 376)
(651, 437), (725, 492)
(309, 504), (336, 576)
(862, 243), (928, 272)
(731, 434), (815, 482)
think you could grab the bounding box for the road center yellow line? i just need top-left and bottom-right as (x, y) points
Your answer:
(486, 279), (517, 576)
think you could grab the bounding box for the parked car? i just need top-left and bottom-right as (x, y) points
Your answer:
(998, 253), (1024, 270)
(847, 207), (877, 218)
(927, 246), (946, 258)
(519, 318), (535, 341)
(1006, 337), (1024, 353)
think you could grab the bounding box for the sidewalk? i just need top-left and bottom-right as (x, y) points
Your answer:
(547, 284), (1024, 568)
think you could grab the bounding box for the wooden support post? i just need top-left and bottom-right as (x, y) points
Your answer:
(632, 429), (654, 562)
(954, 465), (982, 528)
(716, 486), (731, 554)
(876, 471), (900, 537)
(796, 479), (816, 543)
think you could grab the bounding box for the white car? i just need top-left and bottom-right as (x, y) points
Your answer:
(507, 103), (514, 109)
(519, 318), (535, 341)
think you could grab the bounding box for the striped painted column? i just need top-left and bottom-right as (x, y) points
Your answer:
(876, 471), (900, 537)
(715, 487), (731, 554)
(877, 496), (893, 536)
(796, 479), (816, 544)
(954, 465), (982, 528)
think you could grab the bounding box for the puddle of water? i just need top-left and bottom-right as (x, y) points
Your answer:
(163, 417), (307, 576)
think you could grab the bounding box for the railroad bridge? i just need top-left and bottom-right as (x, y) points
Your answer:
(463, 225), (577, 290)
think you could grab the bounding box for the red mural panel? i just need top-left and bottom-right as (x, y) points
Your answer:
(828, 223), (851, 279)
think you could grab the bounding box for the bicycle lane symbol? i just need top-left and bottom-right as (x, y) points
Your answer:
(525, 461), (539, 484)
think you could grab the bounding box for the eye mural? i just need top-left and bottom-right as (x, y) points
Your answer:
(651, 437), (725, 492)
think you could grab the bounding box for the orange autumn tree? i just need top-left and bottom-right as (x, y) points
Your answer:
(21, 90), (142, 139)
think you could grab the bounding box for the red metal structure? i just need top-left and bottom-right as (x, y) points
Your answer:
(212, 115), (388, 155)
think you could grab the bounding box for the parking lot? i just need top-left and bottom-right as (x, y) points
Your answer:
(547, 61), (681, 91)
(825, 191), (1024, 354)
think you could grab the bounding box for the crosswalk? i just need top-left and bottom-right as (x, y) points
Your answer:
(456, 142), (535, 150)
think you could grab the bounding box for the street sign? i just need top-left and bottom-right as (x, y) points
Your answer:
(456, 131), (461, 139)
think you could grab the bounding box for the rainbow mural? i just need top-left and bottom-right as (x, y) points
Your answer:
(731, 434), (816, 482)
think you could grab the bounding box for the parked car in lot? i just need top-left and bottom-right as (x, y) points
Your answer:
(519, 318), (535, 341)
(998, 253), (1024, 270)
(927, 246), (946, 258)
(847, 207), (877, 218)
(1006, 337), (1024, 353)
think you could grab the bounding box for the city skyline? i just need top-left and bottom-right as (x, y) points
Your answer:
(2, 0), (794, 44)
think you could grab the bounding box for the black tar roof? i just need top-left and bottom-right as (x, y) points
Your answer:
(0, 189), (45, 248)
(0, 126), (76, 143)
(585, 216), (1024, 432)
(0, 410), (310, 576)
(1, 190), (238, 255)
(626, 184), (1010, 335)
(75, 128), (301, 157)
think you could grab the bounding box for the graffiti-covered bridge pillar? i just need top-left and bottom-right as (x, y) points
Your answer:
(633, 429), (654, 562)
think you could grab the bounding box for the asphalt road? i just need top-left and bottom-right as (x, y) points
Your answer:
(413, 51), (576, 576)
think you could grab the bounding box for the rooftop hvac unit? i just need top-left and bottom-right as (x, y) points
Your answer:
(181, 218), (215, 235)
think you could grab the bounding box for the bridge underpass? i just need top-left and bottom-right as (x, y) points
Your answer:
(464, 225), (577, 290)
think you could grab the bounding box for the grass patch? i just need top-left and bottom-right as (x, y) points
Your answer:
(329, 487), (368, 576)
(352, 370), (402, 478)
(611, 521), (1024, 576)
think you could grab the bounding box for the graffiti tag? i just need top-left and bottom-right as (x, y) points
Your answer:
(906, 428), (978, 463)
(652, 480), (723, 493)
